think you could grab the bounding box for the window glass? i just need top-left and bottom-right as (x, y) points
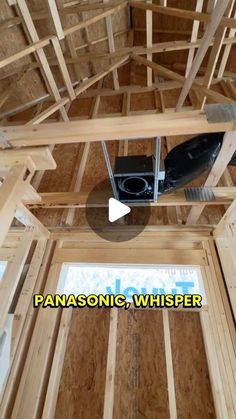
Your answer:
(0, 262), (7, 281)
(58, 264), (206, 304)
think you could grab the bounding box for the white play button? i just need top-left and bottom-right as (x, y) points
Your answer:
(108, 198), (131, 222)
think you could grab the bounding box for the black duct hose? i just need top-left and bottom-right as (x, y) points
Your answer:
(229, 151), (236, 166)
(159, 132), (225, 194)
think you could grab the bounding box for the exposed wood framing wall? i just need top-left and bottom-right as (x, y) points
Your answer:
(214, 199), (236, 322)
(0, 146), (55, 247)
(0, 227), (235, 418)
(0, 1), (235, 416)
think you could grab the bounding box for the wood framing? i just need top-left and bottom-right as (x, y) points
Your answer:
(25, 187), (236, 209)
(186, 131), (236, 224)
(63, 1), (127, 36)
(11, 227), (232, 419)
(129, 2), (236, 30)
(103, 308), (118, 419)
(176, 0), (232, 110)
(15, 0), (69, 122)
(0, 0), (235, 417)
(2, 111), (236, 147)
(0, 147), (55, 246)
(214, 199), (236, 322)
(185, 0), (204, 77)
(0, 228), (34, 334)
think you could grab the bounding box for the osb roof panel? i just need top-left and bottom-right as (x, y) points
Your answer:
(1, 0), (236, 119)
(0, 0), (129, 114)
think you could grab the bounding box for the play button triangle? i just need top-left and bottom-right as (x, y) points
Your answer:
(108, 198), (131, 222)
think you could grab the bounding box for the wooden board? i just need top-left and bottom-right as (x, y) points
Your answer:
(169, 311), (216, 419)
(114, 309), (169, 419)
(54, 308), (110, 419)
(2, 112), (236, 147)
(0, 147), (56, 171)
(53, 248), (209, 266)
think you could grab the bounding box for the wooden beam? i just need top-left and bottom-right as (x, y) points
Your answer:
(198, 0), (235, 108)
(64, 79), (102, 226)
(0, 240), (54, 418)
(0, 81), (79, 120)
(0, 81), (209, 121)
(129, 1), (236, 30)
(214, 200), (236, 322)
(1, 36), (235, 87)
(42, 307), (73, 419)
(50, 37), (75, 101)
(176, 0), (232, 111)
(7, 1), (236, 30)
(186, 131), (236, 224)
(218, 9), (236, 78)
(130, 1), (209, 23)
(3, 110), (236, 147)
(7, 2), (124, 19)
(61, 0), (125, 12)
(16, 0), (69, 122)
(103, 308), (118, 419)
(25, 187), (236, 209)
(0, 165), (33, 247)
(0, 147), (55, 245)
(75, 55), (128, 96)
(200, 261), (236, 416)
(22, 184), (41, 203)
(10, 259), (62, 419)
(185, 0), (204, 77)
(75, 29), (127, 51)
(146, 0), (152, 86)
(0, 228), (34, 334)
(63, 1), (127, 36)
(131, 54), (234, 105)
(56, 0), (81, 82)
(163, 311), (177, 419)
(41, 83), (102, 419)
(90, 80), (102, 118)
(119, 91), (130, 155)
(200, 310), (229, 418)
(54, 247), (208, 265)
(47, 0), (64, 40)
(0, 37), (51, 69)
(24, 56), (128, 127)
(10, 238), (47, 358)
(0, 147), (56, 171)
(49, 36), (236, 62)
(15, 204), (50, 238)
(103, 0), (120, 90)
(26, 98), (70, 125)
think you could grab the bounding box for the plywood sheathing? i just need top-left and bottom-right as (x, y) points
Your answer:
(169, 311), (216, 418)
(31, 87), (236, 227)
(55, 307), (110, 419)
(114, 310), (169, 419)
(55, 308), (216, 419)
(0, 3), (47, 113)
(0, 0), (129, 115)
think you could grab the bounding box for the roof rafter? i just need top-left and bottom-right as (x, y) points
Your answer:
(176, 0), (232, 111)
(131, 54), (234, 105)
(198, 0), (235, 109)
